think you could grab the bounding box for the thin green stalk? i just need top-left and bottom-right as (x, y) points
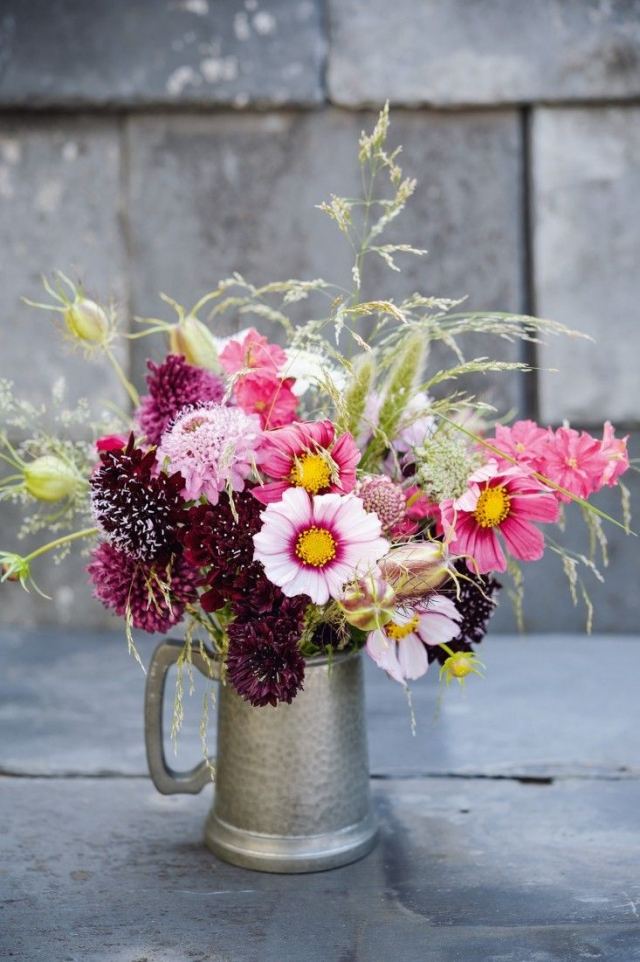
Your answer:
(103, 344), (139, 406)
(25, 526), (99, 563)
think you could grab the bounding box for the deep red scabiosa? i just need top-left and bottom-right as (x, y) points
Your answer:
(537, 426), (609, 502)
(136, 354), (225, 445)
(219, 328), (287, 376)
(254, 419), (360, 505)
(234, 371), (298, 429)
(226, 616), (305, 708)
(439, 460), (559, 574)
(91, 434), (186, 563)
(253, 488), (389, 605)
(87, 542), (198, 633)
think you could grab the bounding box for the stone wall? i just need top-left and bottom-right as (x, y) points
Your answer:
(0, 0), (638, 631)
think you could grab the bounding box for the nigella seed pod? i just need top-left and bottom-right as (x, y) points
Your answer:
(64, 298), (109, 344)
(169, 316), (220, 372)
(23, 455), (80, 502)
(379, 542), (450, 600)
(339, 573), (396, 631)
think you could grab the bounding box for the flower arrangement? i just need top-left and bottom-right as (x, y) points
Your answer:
(0, 108), (632, 713)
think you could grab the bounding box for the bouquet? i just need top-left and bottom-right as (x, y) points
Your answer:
(0, 108), (631, 712)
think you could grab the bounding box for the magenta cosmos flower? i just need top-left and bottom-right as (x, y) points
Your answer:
(253, 487), (389, 604)
(254, 419), (360, 505)
(439, 461), (559, 574)
(366, 595), (461, 684)
(537, 426), (609, 502)
(157, 403), (261, 504)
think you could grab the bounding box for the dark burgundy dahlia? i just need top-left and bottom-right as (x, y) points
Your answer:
(88, 542), (198, 633)
(226, 616), (306, 708)
(137, 354), (225, 445)
(91, 434), (186, 563)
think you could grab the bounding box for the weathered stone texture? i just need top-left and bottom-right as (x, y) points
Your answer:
(0, 117), (128, 417)
(533, 107), (640, 425)
(0, 0), (326, 107)
(328, 0), (640, 106)
(127, 109), (524, 410)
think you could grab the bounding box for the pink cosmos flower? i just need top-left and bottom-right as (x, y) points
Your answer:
(366, 595), (461, 684)
(254, 419), (360, 505)
(439, 460), (559, 574)
(156, 403), (261, 503)
(598, 421), (629, 488)
(253, 488), (389, 605)
(489, 420), (550, 470)
(538, 426), (609, 502)
(234, 371), (298, 429)
(219, 327), (287, 376)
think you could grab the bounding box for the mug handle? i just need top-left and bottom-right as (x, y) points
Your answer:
(144, 638), (221, 795)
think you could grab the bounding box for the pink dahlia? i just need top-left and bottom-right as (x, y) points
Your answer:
(87, 542), (198, 633)
(219, 327), (287, 376)
(253, 487), (389, 604)
(439, 461), (559, 574)
(538, 426), (609, 502)
(598, 421), (629, 488)
(488, 420), (550, 470)
(366, 595), (461, 684)
(254, 419), (360, 505)
(136, 354), (225, 445)
(156, 403), (261, 504)
(234, 371), (298, 429)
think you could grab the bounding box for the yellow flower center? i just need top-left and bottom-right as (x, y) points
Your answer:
(448, 653), (474, 677)
(566, 457), (578, 469)
(290, 453), (333, 494)
(386, 614), (420, 640)
(515, 442), (526, 453)
(295, 526), (337, 567)
(473, 485), (511, 528)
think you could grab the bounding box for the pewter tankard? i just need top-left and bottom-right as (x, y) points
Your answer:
(144, 640), (378, 873)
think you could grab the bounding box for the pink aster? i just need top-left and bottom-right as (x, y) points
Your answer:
(366, 595), (461, 684)
(254, 419), (360, 505)
(598, 421), (629, 488)
(488, 420), (550, 470)
(538, 426), (609, 502)
(156, 403), (261, 504)
(234, 371), (298, 429)
(439, 460), (559, 574)
(219, 328), (287, 376)
(253, 487), (389, 605)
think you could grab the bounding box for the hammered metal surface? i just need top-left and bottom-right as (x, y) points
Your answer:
(213, 651), (372, 837)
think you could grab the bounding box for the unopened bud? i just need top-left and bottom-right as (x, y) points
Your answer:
(339, 574), (396, 631)
(24, 456), (79, 502)
(379, 542), (450, 600)
(440, 650), (484, 686)
(169, 316), (220, 372)
(64, 298), (109, 343)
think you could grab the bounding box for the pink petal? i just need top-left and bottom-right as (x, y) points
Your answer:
(471, 529), (507, 574)
(509, 493), (559, 523)
(500, 515), (545, 562)
(366, 631), (404, 684)
(397, 635), (429, 680)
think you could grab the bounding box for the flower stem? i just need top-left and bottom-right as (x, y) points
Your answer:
(103, 344), (140, 407)
(25, 527), (99, 563)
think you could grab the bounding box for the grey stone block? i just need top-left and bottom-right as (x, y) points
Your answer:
(533, 107), (640, 425)
(0, 0), (326, 108)
(127, 108), (524, 412)
(0, 116), (129, 419)
(328, 0), (640, 107)
(2, 775), (640, 960)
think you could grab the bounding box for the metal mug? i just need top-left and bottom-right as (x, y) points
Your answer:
(144, 640), (378, 873)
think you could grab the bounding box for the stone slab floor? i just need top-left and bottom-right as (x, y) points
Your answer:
(1, 629), (639, 961)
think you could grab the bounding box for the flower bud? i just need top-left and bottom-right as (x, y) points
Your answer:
(169, 316), (220, 372)
(64, 298), (109, 343)
(339, 574), (396, 631)
(379, 542), (450, 600)
(440, 650), (484, 686)
(24, 455), (80, 502)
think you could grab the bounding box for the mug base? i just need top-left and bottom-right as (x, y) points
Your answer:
(204, 809), (378, 874)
